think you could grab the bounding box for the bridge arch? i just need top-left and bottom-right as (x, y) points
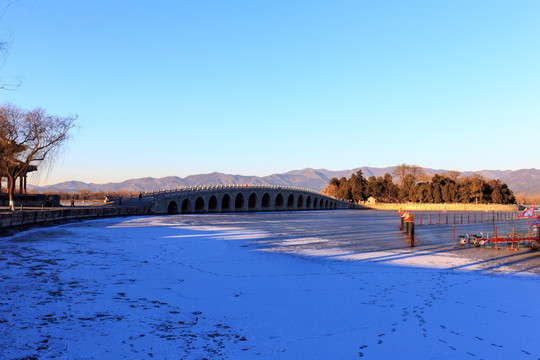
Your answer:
(275, 193), (284, 210)
(208, 195), (218, 212)
(195, 197), (205, 213)
(248, 193), (258, 210)
(261, 192), (271, 210)
(222, 194), (231, 212)
(312, 197), (318, 209)
(167, 201), (178, 214)
(287, 194), (295, 209)
(306, 196), (312, 209)
(297, 194), (304, 209)
(181, 198), (192, 213)
(235, 193), (245, 211)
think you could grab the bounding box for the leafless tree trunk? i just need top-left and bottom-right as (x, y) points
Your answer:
(0, 104), (77, 210)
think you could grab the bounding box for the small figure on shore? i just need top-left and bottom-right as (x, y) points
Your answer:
(119, 196), (122, 205)
(139, 192), (142, 201)
(70, 198), (75, 207)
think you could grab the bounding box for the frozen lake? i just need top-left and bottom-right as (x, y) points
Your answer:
(165, 210), (540, 275)
(1, 210), (539, 359)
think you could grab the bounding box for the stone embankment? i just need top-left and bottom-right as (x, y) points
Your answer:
(362, 203), (519, 212)
(0, 205), (152, 231)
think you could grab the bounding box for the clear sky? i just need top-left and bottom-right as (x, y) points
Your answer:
(1, 0), (539, 185)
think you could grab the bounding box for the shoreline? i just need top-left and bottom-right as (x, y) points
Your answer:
(0, 204), (153, 232)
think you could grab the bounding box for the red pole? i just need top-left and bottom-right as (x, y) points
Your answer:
(430, 213), (432, 225)
(453, 224), (455, 249)
(495, 226), (498, 250)
(439, 213), (441, 225)
(410, 221), (415, 248)
(510, 226), (515, 250)
(420, 213), (423, 225)
(468, 213), (470, 223)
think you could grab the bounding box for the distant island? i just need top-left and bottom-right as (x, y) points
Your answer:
(322, 165), (515, 205)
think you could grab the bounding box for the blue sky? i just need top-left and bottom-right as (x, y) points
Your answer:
(1, 0), (539, 185)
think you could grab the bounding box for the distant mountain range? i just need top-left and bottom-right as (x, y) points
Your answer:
(28, 167), (540, 196)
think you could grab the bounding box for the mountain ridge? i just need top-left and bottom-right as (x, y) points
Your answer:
(29, 167), (540, 196)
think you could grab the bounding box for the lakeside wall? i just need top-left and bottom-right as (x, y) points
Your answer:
(0, 194), (61, 207)
(0, 206), (152, 230)
(361, 203), (519, 212)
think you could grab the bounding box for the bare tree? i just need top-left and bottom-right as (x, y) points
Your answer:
(392, 164), (410, 185)
(392, 163), (426, 185)
(446, 170), (461, 182)
(0, 37), (7, 60)
(0, 21), (9, 89)
(0, 103), (77, 210)
(0, 2), (9, 57)
(0, 1), (22, 91)
(408, 165), (426, 183)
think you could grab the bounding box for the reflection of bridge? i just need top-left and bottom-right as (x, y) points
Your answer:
(149, 185), (351, 214)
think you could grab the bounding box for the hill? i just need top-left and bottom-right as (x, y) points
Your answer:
(29, 167), (540, 196)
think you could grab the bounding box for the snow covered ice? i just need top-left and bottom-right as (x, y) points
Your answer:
(1, 210), (539, 359)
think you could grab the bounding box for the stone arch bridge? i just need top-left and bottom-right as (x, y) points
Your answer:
(149, 185), (352, 214)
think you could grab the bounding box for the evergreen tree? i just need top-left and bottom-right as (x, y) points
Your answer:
(349, 170), (367, 203)
(381, 173), (399, 202)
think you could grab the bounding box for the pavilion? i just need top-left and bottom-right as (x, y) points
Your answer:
(0, 164), (37, 194)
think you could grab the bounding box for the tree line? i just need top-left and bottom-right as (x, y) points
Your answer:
(323, 164), (516, 204)
(39, 189), (135, 201)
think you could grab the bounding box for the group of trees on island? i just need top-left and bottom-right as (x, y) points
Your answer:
(323, 164), (516, 205)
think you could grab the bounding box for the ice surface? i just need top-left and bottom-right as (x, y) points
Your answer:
(1, 211), (539, 359)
